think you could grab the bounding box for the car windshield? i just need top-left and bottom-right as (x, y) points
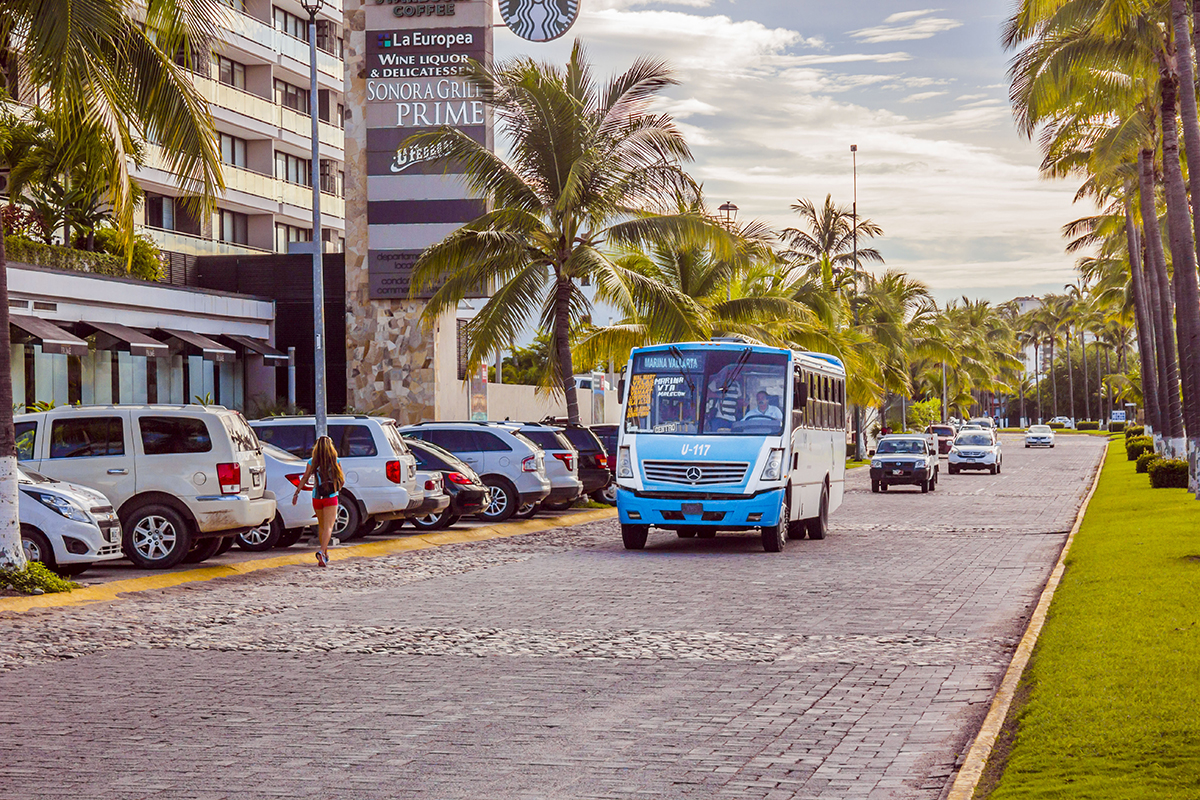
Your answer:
(956, 433), (993, 446)
(625, 348), (789, 436)
(1029, 425), (1052, 433)
(876, 439), (926, 454)
(931, 426), (954, 436)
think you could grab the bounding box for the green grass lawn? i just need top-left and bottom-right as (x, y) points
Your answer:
(984, 442), (1200, 799)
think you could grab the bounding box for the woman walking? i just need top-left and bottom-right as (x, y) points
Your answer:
(292, 435), (344, 567)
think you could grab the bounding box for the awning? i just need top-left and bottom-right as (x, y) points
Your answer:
(221, 334), (290, 368)
(159, 328), (236, 362)
(10, 315), (89, 356)
(81, 321), (169, 358)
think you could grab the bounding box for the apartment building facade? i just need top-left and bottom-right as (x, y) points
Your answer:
(135, 0), (348, 275)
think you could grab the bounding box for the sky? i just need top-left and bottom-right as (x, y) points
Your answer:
(491, 0), (1092, 307)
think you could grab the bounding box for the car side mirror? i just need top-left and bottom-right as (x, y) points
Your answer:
(868, 449), (875, 457)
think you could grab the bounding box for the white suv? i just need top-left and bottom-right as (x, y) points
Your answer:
(15, 405), (275, 569)
(249, 415), (421, 541)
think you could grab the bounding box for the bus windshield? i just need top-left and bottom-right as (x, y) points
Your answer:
(624, 348), (789, 436)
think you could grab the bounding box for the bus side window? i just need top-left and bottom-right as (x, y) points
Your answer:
(792, 368), (806, 430)
(839, 379), (846, 428)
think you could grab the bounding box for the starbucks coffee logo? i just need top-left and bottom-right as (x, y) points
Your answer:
(499, 0), (579, 42)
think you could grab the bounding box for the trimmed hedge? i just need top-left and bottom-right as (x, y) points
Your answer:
(1125, 425), (1146, 439)
(1048, 422), (1067, 430)
(5, 236), (127, 276)
(1126, 436), (1155, 461)
(1136, 451), (1161, 474)
(1108, 421), (1126, 433)
(1148, 458), (1189, 489)
(1077, 421), (1100, 431)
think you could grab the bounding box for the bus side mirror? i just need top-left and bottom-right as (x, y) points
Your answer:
(793, 382), (808, 408)
(617, 378), (626, 404)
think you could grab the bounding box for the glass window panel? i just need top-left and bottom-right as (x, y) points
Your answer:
(140, 416), (213, 455)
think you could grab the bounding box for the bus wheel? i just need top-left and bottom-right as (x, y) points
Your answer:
(677, 528), (697, 538)
(621, 524), (648, 550)
(805, 484), (829, 540)
(762, 494), (788, 552)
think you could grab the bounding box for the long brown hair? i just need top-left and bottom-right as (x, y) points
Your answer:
(312, 436), (344, 491)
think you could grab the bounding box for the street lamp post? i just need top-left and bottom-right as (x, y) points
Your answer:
(300, 0), (327, 439)
(719, 202), (738, 301)
(850, 144), (864, 460)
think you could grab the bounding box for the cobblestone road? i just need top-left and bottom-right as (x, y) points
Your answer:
(0, 434), (1106, 799)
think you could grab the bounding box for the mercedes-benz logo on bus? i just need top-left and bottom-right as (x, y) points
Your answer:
(685, 467), (703, 483)
(499, 0), (580, 43)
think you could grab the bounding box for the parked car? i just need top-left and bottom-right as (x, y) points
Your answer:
(15, 405), (274, 569)
(1048, 416), (1075, 429)
(18, 464), (124, 575)
(403, 437), (491, 530)
(489, 422), (583, 516)
(250, 415), (421, 543)
(398, 422), (550, 523)
(926, 423), (957, 456)
(869, 435), (939, 493)
(539, 419), (613, 501)
(410, 471), (451, 527)
(1025, 424), (1056, 449)
(236, 443), (318, 551)
(968, 417), (996, 429)
(948, 429), (1003, 474)
(590, 423), (618, 504)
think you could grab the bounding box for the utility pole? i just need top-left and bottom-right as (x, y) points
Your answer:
(851, 144), (865, 459)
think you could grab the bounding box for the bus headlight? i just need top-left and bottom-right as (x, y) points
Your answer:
(760, 448), (785, 481)
(617, 446), (633, 479)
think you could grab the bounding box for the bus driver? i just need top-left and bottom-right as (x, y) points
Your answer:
(743, 390), (783, 421)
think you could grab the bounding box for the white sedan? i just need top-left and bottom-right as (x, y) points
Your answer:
(948, 430), (1003, 475)
(18, 464), (124, 575)
(236, 443), (318, 551)
(1025, 425), (1056, 448)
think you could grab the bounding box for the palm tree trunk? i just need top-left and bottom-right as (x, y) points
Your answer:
(1096, 336), (1103, 424)
(554, 277), (581, 425)
(1139, 147), (1185, 441)
(1126, 189), (1161, 434)
(1049, 337), (1058, 418)
(1064, 324), (1076, 423)
(1034, 341), (1042, 424)
(1080, 328), (1090, 422)
(0, 228), (25, 569)
(1158, 63), (1200, 447)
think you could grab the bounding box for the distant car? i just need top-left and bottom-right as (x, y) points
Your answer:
(960, 423), (983, 431)
(236, 443), (318, 551)
(591, 423), (619, 504)
(411, 471), (451, 525)
(968, 417), (996, 429)
(488, 422), (583, 517)
(403, 437), (491, 530)
(948, 430), (1003, 474)
(1025, 424), (1056, 448)
(1048, 416), (1074, 428)
(870, 435), (939, 493)
(927, 424), (957, 455)
(18, 464), (123, 576)
(539, 419), (613, 501)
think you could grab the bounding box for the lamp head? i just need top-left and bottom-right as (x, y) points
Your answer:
(299, 0), (323, 16)
(718, 201), (739, 223)
(850, 144), (858, 152)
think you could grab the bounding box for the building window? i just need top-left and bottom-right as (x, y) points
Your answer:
(274, 79), (309, 115)
(319, 160), (343, 197)
(145, 194), (200, 235)
(275, 223), (312, 253)
(316, 19), (343, 58)
(273, 6), (309, 41)
(218, 209), (249, 245)
(220, 133), (248, 169)
(211, 53), (246, 90)
(321, 228), (344, 253)
(275, 150), (311, 186)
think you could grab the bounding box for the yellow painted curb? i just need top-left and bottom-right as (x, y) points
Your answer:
(0, 507), (617, 616)
(944, 441), (1107, 799)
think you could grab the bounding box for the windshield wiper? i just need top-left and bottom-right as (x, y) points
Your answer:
(668, 345), (697, 397)
(720, 347), (753, 393)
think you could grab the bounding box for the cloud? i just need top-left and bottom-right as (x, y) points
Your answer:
(902, 91), (947, 102)
(850, 9), (964, 43)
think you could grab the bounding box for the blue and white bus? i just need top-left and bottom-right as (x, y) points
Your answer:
(614, 340), (848, 552)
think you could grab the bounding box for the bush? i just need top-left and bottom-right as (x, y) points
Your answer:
(1077, 421), (1100, 431)
(1049, 422), (1067, 430)
(94, 228), (164, 281)
(5, 235), (127, 276)
(1148, 458), (1189, 489)
(1126, 435), (1155, 461)
(1136, 451), (1161, 474)
(1125, 425), (1145, 439)
(0, 561), (79, 594)
(1108, 421), (1126, 433)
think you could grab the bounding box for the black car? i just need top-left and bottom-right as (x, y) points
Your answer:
(869, 435), (939, 493)
(403, 437), (491, 530)
(591, 423), (619, 504)
(541, 419), (612, 500)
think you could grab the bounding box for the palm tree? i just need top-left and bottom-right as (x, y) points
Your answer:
(408, 43), (730, 425)
(0, 0), (225, 569)
(779, 194), (884, 273)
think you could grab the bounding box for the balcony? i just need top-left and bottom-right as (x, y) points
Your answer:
(217, 6), (342, 82)
(280, 106), (344, 150)
(191, 77), (344, 151)
(141, 226), (272, 257)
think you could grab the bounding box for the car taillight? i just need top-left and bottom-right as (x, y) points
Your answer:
(522, 455), (538, 472)
(447, 472), (472, 485)
(386, 460), (404, 484)
(597, 454), (609, 469)
(216, 462), (241, 494)
(285, 472), (309, 488)
(553, 452), (575, 471)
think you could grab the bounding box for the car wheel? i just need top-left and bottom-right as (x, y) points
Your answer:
(921, 476), (929, 493)
(332, 494), (364, 542)
(20, 525), (56, 571)
(411, 509), (454, 531)
(1025, 443), (1030, 448)
(871, 480), (880, 493)
(237, 515), (283, 551)
(123, 504), (192, 569)
(214, 535), (236, 556)
(182, 535), (224, 564)
(513, 502), (539, 520)
(621, 524), (648, 550)
(949, 465), (958, 475)
(990, 464), (997, 475)
(276, 527), (304, 548)
(479, 477), (518, 523)
(930, 469), (938, 491)
(761, 492), (788, 552)
(593, 484), (617, 505)
(806, 483), (829, 540)
(880, 482), (889, 491)
(1050, 444), (1055, 448)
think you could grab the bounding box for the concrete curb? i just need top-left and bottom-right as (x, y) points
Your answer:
(943, 440), (1107, 799)
(0, 507), (618, 616)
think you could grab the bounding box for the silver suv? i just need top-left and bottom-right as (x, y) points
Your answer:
(488, 422), (583, 515)
(398, 422), (550, 523)
(249, 415), (421, 541)
(15, 405), (274, 569)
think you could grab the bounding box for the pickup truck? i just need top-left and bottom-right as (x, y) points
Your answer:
(869, 435), (939, 493)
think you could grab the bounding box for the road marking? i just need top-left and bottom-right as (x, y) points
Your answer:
(944, 440), (1106, 799)
(0, 508), (617, 615)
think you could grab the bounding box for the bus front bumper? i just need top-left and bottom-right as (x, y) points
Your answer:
(617, 487), (784, 530)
